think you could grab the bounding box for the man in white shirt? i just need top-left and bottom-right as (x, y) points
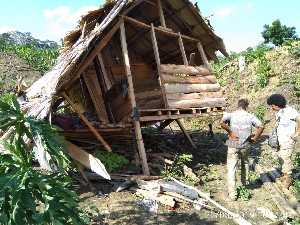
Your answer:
(220, 99), (264, 200)
(267, 94), (300, 188)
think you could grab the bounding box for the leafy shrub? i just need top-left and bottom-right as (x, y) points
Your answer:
(256, 104), (265, 123)
(0, 96), (90, 224)
(237, 186), (251, 200)
(92, 149), (129, 173)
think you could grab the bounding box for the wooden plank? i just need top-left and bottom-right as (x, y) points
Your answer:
(167, 97), (227, 109)
(62, 92), (112, 152)
(82, 72), (109, 122)
(160, 64), (212, 75)
(166, 91), (223, 100)
(162, 74), (216, 84)
(66, 140), (110, 180)
(120, 20), (150, 176)
(110, 92), (132, 122)
(197, 41), (211, 69)
(165, 83), (220, 94)
(97, 53), (113, 90)
(178, 33), (188, 65)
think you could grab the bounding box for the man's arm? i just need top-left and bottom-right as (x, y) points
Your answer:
(220, 120), (238, 141)
(291, 115), (300, 139)
(251, 124), (264, 142)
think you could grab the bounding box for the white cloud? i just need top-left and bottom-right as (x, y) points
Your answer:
(43, 6), (98, 25)
(43, 5), (98, 41)
(216, 6), (234, 18)
(45, 23), (69, 41)
(245, 2), (254, 11)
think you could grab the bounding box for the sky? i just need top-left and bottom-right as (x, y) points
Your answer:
(0, 0), (299, 53)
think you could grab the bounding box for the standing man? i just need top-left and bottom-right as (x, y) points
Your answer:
(220, 99), (264, 200)
(267, 94), (300, 188)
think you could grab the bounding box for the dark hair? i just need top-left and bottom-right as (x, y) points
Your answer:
(267, 94), (286, 108)
(238, 99), (249, 108)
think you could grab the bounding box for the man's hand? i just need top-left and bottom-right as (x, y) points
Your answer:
(229, 131), (239, 141)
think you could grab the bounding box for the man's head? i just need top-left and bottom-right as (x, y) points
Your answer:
(267, 94), (286, 109)
(238, 99), (249, 109)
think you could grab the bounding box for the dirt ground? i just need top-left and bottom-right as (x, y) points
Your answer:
(72, 126), (299, 225)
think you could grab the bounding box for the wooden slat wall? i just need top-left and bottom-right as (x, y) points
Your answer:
(160, 64), (226, 109)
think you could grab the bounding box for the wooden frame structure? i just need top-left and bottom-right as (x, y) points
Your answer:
(24, 0), (228, 176)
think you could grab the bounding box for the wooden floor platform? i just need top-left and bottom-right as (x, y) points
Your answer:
(138, 106), (225, 122)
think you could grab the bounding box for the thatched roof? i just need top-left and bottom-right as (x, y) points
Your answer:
(24, 0), (228, 119)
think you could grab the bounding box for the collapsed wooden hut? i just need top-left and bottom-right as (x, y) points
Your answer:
(23, 0), (228, 176)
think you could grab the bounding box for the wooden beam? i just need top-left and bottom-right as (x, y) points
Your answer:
(178, 33), (188, 65)
(160, 64), (212, 75)
(157, 0), (166, 27)
(189, 52), (195, 66)
(63, 19), (122, 91)
(197, 41), (211, 69)
(150, 23), (168, 108)
(120, 20), (150, 176)
(62, 92), (112, 152)
(66, 140), (110, 180)
(168, 97), (227, 109)
(175, 119), (196, 149)
(122, 15), (200, 43)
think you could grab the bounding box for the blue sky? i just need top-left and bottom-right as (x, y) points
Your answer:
(0, 0), (299, 53)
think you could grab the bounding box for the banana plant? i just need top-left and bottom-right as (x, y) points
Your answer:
(0, 96), (90, 224)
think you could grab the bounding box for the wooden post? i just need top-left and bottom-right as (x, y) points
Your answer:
(197, 41), (212, 70)
(175, 119), (196, 149)
(189, 52), (195, 66)
(150, 23), (168, 108)
(178, 33), (188, 65)
(62, 92), (112, 152)
(120, 20), (150, 175)
(157, 0), (166, 27)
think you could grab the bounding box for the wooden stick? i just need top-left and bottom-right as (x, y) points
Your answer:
(171, 178), (253, 225)
(175, 119), (196, 149)
(74, 160), (95, 192)
(252, 161), (298, 218)
(62, 92), (112, 152)
(266, 168), (300, 215)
